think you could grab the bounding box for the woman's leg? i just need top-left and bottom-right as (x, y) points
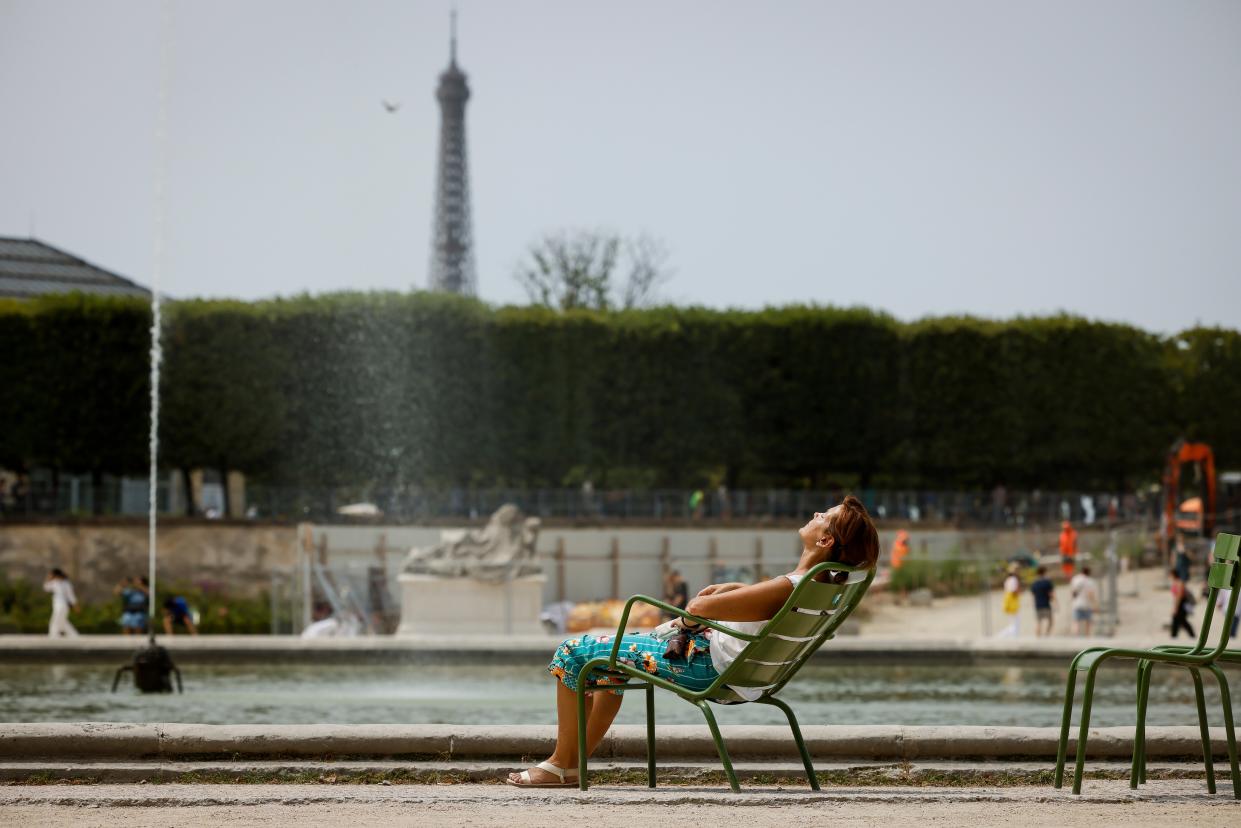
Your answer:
(549, 679), (623, 768)
(507, 679), (625, 784)
(511, 631), (715, 783)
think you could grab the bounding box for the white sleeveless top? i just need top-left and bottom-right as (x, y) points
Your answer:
(709, 573), (803, 701)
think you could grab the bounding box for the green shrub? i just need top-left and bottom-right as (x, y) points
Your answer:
(889, 558), (990, 597)
(0, 574), (274, 635)
(1, 295), (1237, 491)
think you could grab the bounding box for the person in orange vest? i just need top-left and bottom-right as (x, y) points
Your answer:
(1059, 521), (1078, 578)
(890, 530), (910, 570)
(890, 529), (910, 603)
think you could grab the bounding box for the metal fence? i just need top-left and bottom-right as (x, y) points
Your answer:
(219, 484), (1181, 528)
(1, 474), (1180, 528)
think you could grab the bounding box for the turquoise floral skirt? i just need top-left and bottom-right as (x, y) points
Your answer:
(547, 632), (719, 695)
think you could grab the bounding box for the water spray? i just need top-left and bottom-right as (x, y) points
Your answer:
(113, 0), (181, 694)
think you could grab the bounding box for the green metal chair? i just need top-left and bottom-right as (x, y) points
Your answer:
(1053, 532), (1241, 797)
(575, 560), (875, 792)
(1129, 533), (1241, 794)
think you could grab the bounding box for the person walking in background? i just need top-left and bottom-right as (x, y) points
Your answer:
(116, 576), (149, 635)
(43, 568), (78, 638)
(1173, 533), (1192, 582)
(890, 530), (910, 570)
(1069, 565), (1099, 636)
(997, 563), (1022, 638)
(1169, 568), (1196, 639)
(1059, 521), (1078, 579)
(689, 489), (705, 520)
(162, 595), (198, 636)
(1029, 565), (1057, 637)
(889, 529), (910, 603)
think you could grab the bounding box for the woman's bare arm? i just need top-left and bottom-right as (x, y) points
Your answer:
(695, 582), (747, 597)
(685, 577), (794, 622)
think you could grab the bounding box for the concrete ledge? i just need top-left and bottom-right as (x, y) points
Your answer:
(0, 723), (1231, 761)
(0, 723), (161, 759)
(0, 634), (1213, 665)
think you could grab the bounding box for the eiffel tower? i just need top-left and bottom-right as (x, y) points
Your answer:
(427, 11), (476, 295)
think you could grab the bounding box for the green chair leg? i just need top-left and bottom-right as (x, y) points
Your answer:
(760, 697), (819, 791)
(1131, 661), (1147, 789)
(1072, 666), (1100, 795)
(1134, 660), (1154, 786)
(1207, 664), (1241, 799)
(1054, 667), (1079, 789)
(577, 678), (591, 791)
(1190, 668), (1217, 794)
(696, 701), (740, 792)
(645, 684), (656, 788)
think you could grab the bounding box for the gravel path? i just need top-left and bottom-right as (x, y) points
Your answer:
(2, 781), (1239, 827)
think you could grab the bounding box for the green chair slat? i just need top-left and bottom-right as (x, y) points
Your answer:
(740, 635), (814, 665)
(761, 610), (828, 638)
(719, 572), (871, 697)
(1215, 533), (1241, 562)
(726, 662), (788, 686)
(790, 579), (848, 610)
(1209, 560), (1236, 590)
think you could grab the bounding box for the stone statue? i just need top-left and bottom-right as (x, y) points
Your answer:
(401, 504), (541, 584)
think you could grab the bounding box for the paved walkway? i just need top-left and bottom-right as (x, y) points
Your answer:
(2, 781), (1239, 827)
(859, 565), (1195, 640)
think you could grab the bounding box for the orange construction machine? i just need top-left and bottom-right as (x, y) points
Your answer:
(1161, 439), (1216, 548)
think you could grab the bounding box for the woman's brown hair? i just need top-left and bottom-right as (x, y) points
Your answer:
(829, 495), (880, 569)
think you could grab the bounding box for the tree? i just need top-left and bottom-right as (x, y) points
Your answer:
(514, 229), (672, 311)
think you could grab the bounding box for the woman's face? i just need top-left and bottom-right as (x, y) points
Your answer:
(799, 506), (841, 552)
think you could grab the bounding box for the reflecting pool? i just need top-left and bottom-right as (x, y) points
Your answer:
(3, 661), (1236, 727)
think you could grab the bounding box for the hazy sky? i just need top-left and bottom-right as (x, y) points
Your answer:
(2, 0), (1239, 332)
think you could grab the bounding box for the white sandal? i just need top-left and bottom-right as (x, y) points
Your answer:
(506, 760), (580, 788)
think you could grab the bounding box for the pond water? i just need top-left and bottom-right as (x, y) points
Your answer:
(3, 661), (1235, 727)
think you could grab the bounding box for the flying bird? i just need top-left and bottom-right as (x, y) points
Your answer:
(382, 99), (401, 113)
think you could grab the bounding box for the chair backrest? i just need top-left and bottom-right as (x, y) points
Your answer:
(1191, 532), (1240, 657)
(715, 561), (875, 699)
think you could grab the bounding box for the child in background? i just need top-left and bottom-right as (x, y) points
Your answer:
(998, 563), (1022, 638)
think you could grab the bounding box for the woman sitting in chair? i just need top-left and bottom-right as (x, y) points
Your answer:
(507, 495), (880, 787)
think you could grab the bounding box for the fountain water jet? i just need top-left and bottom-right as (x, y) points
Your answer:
(113, 0), (181, 693)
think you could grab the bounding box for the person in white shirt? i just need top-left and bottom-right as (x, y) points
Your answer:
(1069, 565), (1099, 636)
(507, 495), (880, 788)
(43, 568), (79, 638)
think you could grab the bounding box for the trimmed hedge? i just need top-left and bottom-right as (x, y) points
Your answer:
(2, 293), (1237, 491)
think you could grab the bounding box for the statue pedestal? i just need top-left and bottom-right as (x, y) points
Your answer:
(396, 573), (547, 637)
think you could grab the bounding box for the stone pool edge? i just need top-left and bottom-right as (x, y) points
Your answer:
(0, 634), (1203, 665)
(0, 723), (1231, 761)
